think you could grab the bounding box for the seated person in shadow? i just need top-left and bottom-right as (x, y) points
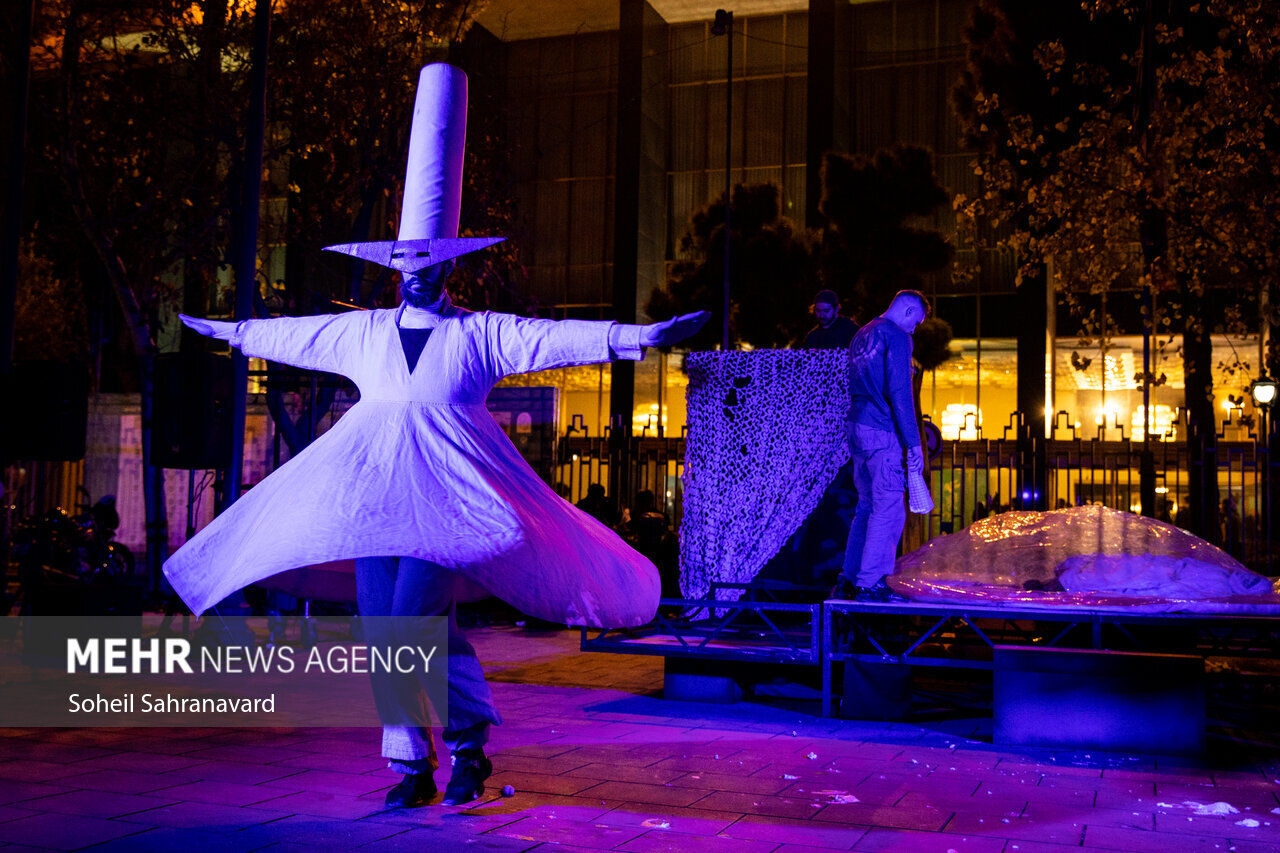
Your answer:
(575, 482), (618, 527)
(616, 490), (680, 599)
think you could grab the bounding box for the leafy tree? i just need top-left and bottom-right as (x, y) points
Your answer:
(650, 146), (955, 350)
(648, 182), (819, 349)
(22, 0), (491, 576)
(13, 248), (87, 362)
(953, 0), (1280, 536)
(819, 145), (955, 321)
(266, 0), (489, 311)
(821, 145), (956, 384)
(912, 314), (955, 374)
(26, 0), (253, 576)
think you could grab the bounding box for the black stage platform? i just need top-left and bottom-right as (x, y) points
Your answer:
(582, 588), (1280, 751)
(821, 598), (1280, 721)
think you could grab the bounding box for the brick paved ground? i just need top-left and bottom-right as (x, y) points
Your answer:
(1, 623), (1278, 852)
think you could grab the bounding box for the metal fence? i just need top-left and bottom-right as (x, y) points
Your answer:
(553, 410), (1279, 576)
(923, 410), (1278, 574)
(7, 407), (1275, 577)
(555, 431), (687, 527)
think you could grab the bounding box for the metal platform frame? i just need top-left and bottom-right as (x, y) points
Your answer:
(583, 589), (1280, 718)
(581, 597), (821, 664)
(822, 599), (1280, 716)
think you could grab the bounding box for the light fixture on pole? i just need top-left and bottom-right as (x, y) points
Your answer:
(1252, 372), (1278, 575)
(1252, 374), (1278, 437)
(712, 9), (732, 351)
(1251, 375), (1278, 407)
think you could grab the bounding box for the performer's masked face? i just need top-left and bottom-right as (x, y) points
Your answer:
(400, 261), (452, 308)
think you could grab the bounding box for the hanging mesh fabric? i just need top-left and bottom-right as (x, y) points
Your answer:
(680, 350), (850, 600)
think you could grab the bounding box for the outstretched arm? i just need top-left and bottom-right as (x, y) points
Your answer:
(179, 312), (358, 376)
(482, 310), (714, 380)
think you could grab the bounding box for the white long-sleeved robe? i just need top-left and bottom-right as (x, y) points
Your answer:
(162, 305), (660, 628)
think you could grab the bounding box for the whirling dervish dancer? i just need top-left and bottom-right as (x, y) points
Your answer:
(167, 63), (708, 807)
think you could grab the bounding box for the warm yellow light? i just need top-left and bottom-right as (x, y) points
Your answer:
(939, 404), (981, 440)
(1131, 404), (1175, 441)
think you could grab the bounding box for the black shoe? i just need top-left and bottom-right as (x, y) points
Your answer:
(384, 773), (437, 808)
(829, 577), (857, 601)
(441, 750), (493, 806)
(854, 579), (908, 603)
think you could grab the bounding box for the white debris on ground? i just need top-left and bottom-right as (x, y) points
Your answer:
(1157, 801), (1240, 816)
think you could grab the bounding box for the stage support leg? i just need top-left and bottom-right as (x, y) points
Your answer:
(664, 658), (742, 704)
(840, 661), (913, 721)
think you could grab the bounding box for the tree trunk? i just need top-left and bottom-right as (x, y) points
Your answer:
(1015, 262), (1048, 511)
(58, 6), (168, 585)
(138, 354), (170, 588)
(1183, 289), (1219, 544)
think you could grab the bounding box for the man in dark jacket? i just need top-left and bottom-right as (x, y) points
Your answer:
(802, 289), (859, 349)
(835, 290), (931, 602)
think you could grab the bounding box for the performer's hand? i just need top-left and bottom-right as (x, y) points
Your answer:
(906, 446), (925, 477)
(179, 314), (238, 343)
(640, 311), (711, 347)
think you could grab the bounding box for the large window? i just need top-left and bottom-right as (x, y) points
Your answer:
(922, 334), (1266, 442)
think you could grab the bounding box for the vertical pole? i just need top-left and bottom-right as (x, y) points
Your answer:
(720, 11), (733, 351)
(1099, 288), (1107, 431)
(974, 274), (981, 436)
(1015, 263), (1047, 510)
(228, 0), (272, 507)
(1268, 410), (1275, 575)
(1141, 0), (1162, 514)
(612, 0), (645, 506)
(1140, 273), (1156, 516)
(805, 0), (835, 231)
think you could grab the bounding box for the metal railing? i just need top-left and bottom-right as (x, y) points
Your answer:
(555, 424), (686, 527)
(553, 408), (1279, 575)
(923, 410), (1278, 574)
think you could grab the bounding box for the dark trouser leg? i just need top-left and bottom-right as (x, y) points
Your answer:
(852, 446), (907, 587)
(354, 556), (502, 774)
(841, 452), (873, 585)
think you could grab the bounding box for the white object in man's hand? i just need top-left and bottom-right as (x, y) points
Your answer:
(640, 311), (711, 347)
(907, 470), (934, 514)
(906, 446), (925, 477)
(179, 313), (239, 343)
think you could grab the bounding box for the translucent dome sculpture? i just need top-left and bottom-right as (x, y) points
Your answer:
(890, 505), (1280, 613)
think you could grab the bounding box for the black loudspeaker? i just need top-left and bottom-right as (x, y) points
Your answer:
(7, 362), (89, 461)
(150, 352), (234, 469)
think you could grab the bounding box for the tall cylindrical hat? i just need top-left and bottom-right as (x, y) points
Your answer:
(399, 63), (467, 242)
(323, 63), (503, 272)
